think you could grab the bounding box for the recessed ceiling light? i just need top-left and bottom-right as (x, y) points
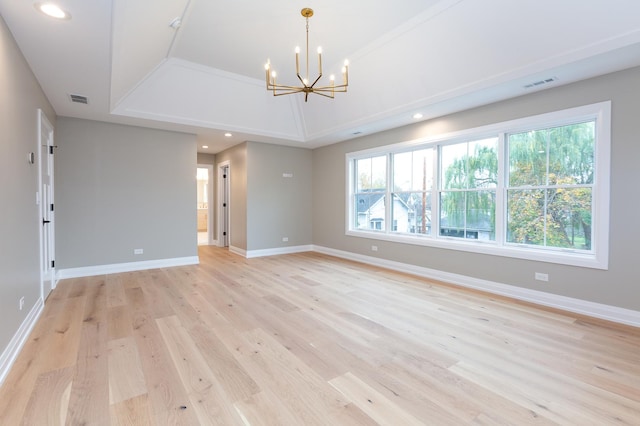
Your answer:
(413, 113), (423, 120)
(202, 145), (209, 149)
(224, 133), (232, 137)
(35, 3), (71, 20)
(169, 17), (182, 29)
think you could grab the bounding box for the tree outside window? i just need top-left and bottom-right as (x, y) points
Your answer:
(506, 121), (594, 250)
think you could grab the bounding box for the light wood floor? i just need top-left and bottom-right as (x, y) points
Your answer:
(1, 247), (639, 425)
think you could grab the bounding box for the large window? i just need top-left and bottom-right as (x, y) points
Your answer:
(346, 102), (610, 269)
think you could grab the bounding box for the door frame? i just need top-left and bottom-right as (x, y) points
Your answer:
(38, 109), (55, 300)
(217, 161), (230, 247)
(197, 164), (214, 245)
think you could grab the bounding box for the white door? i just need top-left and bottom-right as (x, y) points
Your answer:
(218, 163), (230, 247)
(39, 110), (55, 299)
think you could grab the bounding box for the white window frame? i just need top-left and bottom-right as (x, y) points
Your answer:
(345, 101), (611, 270)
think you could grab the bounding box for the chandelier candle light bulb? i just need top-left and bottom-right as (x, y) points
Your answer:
(264, 7), (349, 102)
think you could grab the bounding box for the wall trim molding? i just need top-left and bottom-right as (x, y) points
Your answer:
(245, 245), (314, 259)
(0, 297), (44, 386)
(312, 245), (640, 328)
(229, 246), (246, 257)
(56, 256), (200, 280)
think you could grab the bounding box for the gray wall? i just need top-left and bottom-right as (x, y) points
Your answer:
(216, 143), (248, 250)
(247, 142), (312, 251)
(55, 117), (197, 268)
(0, 17), (55, 358)
(313, 66), (640, 311)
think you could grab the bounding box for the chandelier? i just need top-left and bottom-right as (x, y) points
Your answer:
(265, 8), (349, 102)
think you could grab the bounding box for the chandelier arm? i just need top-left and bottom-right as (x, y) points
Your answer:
(313, 85), (347, 92)
(296, 73), (308, 87)
(308, 73), (323, 88)
(273, 90), (305, 96)
(309, 91), (335, 99)
(268, 82), (308, 91)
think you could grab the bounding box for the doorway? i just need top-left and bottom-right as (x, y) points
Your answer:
(196, 165), (213, 245)
(38, 109), (55, 300)
(217, 161), (230, 247)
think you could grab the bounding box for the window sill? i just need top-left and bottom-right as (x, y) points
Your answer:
(345, 229), (607, 270)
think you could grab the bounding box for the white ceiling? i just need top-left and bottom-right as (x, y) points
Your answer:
(2, 0), (640, 154)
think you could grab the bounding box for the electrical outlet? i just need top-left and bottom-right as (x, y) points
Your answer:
(282, 237), (289, 242)
(134, 248), (143, 255)
(535, 272), (549, 282)
(371, 245), (378, 252)
(19, 297), (25, 311)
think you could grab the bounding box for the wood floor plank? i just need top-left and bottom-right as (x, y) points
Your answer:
(156, 315), (243, 425)
(329, 371), (425, 426)
(187, 322), (261, 402)
(110, 394), (153, 426)
(108, 336), (148, 405)
(125, 286), (201, 425)
(106, 273), (127, 308)
(21, 366), (73, 426)
(2, 246), (639, 424)
(107, 304), (133, 341)
(65, 277), (110, 425)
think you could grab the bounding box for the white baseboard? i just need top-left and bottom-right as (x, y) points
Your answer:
(0, 297), (44, 386)
(229, 245), (313, 259)
(229, 246), (246, 257)
(245, 245), (313, 259)
(56, 256), (200, 280)
(312, 245), (640, 328)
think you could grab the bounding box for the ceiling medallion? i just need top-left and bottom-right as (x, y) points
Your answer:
(265, 8), (349, 102)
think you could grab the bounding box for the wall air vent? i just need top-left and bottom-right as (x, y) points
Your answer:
(524, 77), (558, 89)
(69, 94), (88, 104)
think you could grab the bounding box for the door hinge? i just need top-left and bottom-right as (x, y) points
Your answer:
(50, 203), (54, 211)
(51, 260), (55, 268)
(223, 174), (227, 178)
(223, 203), (227, 207)
(49, 146), (54, 155)
(223, 232), (227, 236)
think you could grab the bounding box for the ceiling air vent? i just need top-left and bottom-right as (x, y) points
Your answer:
(69, 94), (88, 104)
(524, 77), (558, 89)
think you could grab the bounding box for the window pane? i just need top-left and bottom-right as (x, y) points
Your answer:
(467, 138), (498, 189)
(440, 191), (495, 240)
(371, 156), (386, 189)
(441, 143), (468, 189)
(548, 187), (592, 250)
(439, 191), (465, 236)
(442, 139), (497, 189)
(393, 152), (412, 191)
(507, 188), (546, 246)
(394, 149), (433, 192)
(508, 131), (548, 187)
(507, 187), (592, 250)
(356, 155), (386, 191)
(392, 192), (431, 235)
(466, 191), (495, 240)
(354, 193), (386, 231)
(548, 122), (595, 185)
(356, 158), (371, 192)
